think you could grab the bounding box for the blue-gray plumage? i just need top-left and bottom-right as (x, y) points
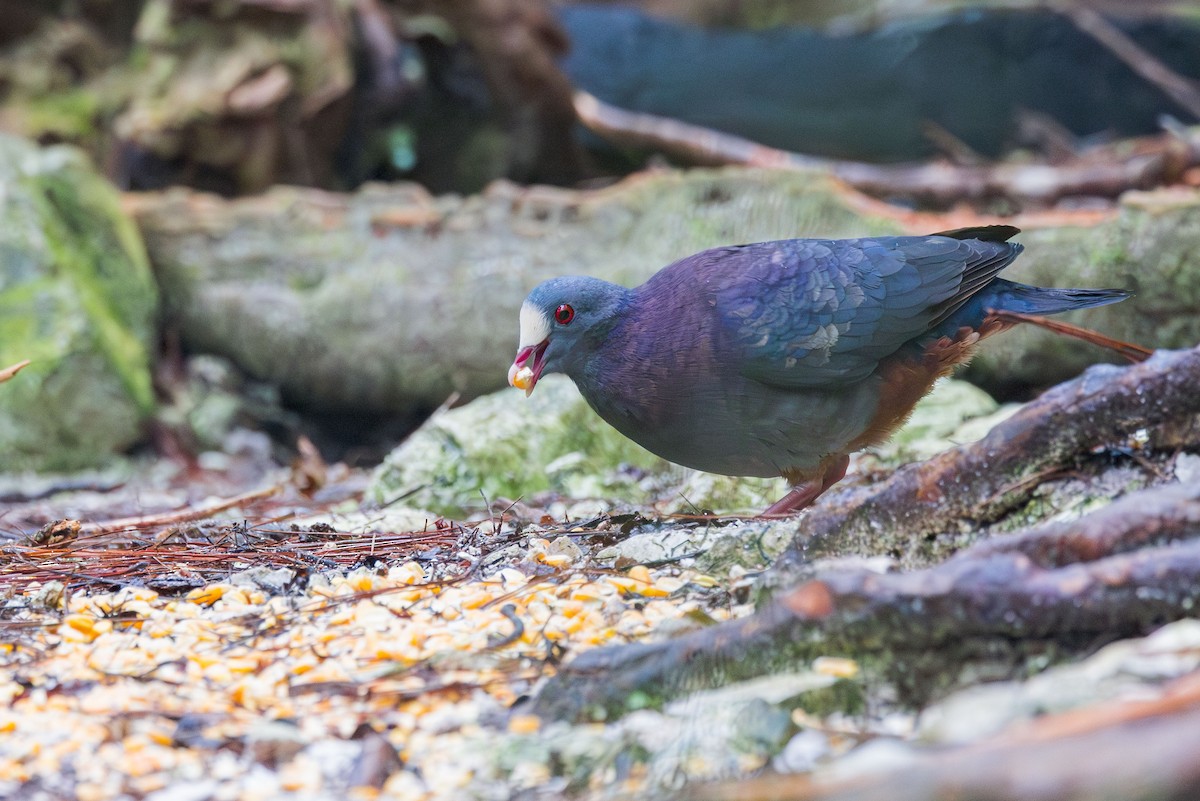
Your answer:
(508, 225), (1141, 514)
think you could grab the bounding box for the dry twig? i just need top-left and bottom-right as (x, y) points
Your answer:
(0, 360), (31, 384)
(574, 91), (1200, 206)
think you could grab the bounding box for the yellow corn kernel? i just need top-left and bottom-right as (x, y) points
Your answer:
(813, 656), (859, 679)
(390, 561), (426, 585)
(569, 583), (607, 602)
(74, 783), (106, 801)
(627, 565), (652, 584)
(186, 585), (225, 606)
(460, 592), (491, 610)
(559, 600), (585, 618)
(507, 714), (542, 735)
(147, 729), (174, 747)
(607, 576), (638, 594)
(347, 572), (377, 592)
(188, 653), (220, 669)
(62, 613), (97, 636)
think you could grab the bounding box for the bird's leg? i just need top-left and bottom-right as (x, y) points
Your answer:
(761, 454), (850, 517)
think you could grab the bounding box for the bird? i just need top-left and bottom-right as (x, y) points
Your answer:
(507, 226), (1148, 516)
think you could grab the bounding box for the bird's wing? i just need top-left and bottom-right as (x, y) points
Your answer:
(704, 234), (1020, 388)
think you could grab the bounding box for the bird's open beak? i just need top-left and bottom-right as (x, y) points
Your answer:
(508, 339), (549, 396)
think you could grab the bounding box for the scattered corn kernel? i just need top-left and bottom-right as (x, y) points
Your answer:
(813, 656), (860, 679)
(507, 714), (542, 735)
(627, 565), (652, 584)
(186, 585), (226, 606)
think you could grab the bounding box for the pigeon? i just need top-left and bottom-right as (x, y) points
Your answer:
(507, 226), (1146, 515)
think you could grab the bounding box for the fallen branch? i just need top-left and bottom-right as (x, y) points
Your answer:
(1063, 5), (1200, 122)
(574, 91), (1200, 207)
(960, 480), (1200, 568)
(77, 485), (281, 534)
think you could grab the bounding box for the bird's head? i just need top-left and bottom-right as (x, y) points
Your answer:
(508, 276), (629, 395)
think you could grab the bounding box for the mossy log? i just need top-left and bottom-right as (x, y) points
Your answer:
(128, 171), (1200, 416)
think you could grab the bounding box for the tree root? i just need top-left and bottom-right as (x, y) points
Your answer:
(527, 346), (1200, 722)
(774, 344), (1200, 576)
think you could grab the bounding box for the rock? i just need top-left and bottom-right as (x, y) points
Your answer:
(820, 738), (920, 781)
(0, 134), (157, 471)
(228, 566), (298, 596)
(773, 729), (832, 774)
(245, 719), (308, 766)
(368, 375), (668, 516)
(623, 673), (842, 784)
(917, 618), (1200, 746)
(594, 528), (702, 567)
(1174, 452), (1200, 485)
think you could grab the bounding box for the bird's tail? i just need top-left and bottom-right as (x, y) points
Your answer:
(986, 280), (1130, 316)
(984, 280), (1151, 362)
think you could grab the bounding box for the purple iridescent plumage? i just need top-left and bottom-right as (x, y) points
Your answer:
(509, 225), (1136, 514)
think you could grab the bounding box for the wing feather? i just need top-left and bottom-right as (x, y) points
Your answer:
(699, 234), (1020, 388)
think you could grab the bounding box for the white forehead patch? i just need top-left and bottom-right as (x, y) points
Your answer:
(518, 301), (552, 348)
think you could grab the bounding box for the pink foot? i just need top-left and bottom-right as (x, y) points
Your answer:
(760, 454), (850, 518)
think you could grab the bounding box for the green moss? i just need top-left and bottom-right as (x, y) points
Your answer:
(28, 167), (157, 413)
(0, 135), (158, 470)
(19, 89), (101, 141)
(369, 376), (668, 515)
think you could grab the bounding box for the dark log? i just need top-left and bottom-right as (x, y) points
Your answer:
(561, 6), (1200, 165)
(406, 0), (587, 184)
(1066, 5), (1200, 121)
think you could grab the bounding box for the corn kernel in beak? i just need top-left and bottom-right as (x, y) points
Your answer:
(511, 365), (535, 395)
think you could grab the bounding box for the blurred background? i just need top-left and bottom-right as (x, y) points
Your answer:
(4, 0), (1199, 195)
(2, 0), (1199, 478)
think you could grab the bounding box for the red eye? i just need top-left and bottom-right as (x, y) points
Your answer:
(554, 304), (575, 325)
